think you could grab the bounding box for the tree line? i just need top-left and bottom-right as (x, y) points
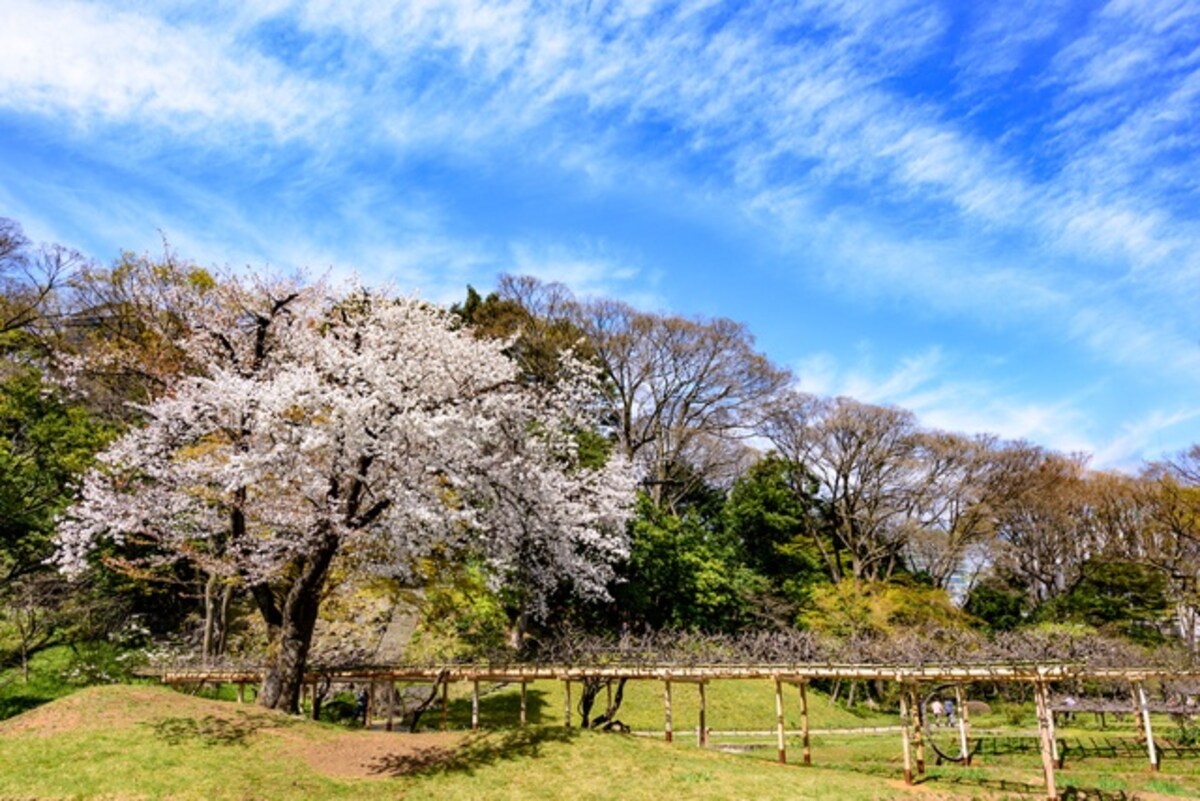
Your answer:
(1, 217), (1198, 713)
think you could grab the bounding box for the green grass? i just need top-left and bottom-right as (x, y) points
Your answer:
(5, 684), (1200, 800)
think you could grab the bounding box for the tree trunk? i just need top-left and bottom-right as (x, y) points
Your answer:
(257, 531), (339, 712)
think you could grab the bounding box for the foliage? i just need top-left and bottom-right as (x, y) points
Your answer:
(800, 579), (973, 639)
(1045, 559), (1171, 644)
(616, 494), (766, 632)
(963, 579), (1027, 633)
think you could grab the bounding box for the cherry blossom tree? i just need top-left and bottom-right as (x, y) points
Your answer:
(55, 280), (634, 711)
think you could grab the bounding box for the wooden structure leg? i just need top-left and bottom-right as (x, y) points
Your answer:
(1134, 681), (1159, 771)
(311, 681), (319, 721)
(237, 683), (245, 704)
(386, 682), (395, 731)
(365, 682), (374, 729)
(698, 682), (708, 747)
(1035, 681), (1058, 801)
(774, 677), (787, 765)
(900, 690), (914, 785)
(440, 679), (448, 731)
(564, 680), (572, 728)
(520, 681), (527, 728)
(664, 680), (673, 742)
(471, 679), (480, 731)
(909, 685), (925, 774)
(799, 682), (811, 765)
(955, 684), (972, 766)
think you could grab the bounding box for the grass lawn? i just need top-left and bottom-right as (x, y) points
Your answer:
(3, 683), (1200, 800)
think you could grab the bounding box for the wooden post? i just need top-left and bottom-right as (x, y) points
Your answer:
(799, 682), (811, 766)
(774, 677), (787, 765)
(607, 681), (613, 711)
(564, 680), (572, 728)
(366, 682), (375, 729)
(900, 689), (914, 785)
(386, 683), (395, 732)
(663, 680), (673, 742)
(910, 685), (925, 775)
(471, 678), (480, 732)
(698, 682), (708, 747)
(955, 684), (972, 766)
(1046, 688), (1058, 764)
(520, 681), (527, 728)
(1035, 680), (1058, 801)
(311, 681), (319, 721)
(440, 679), (449, 731)
(1134, 681), (1159, 771)
(237, 683), (245, 704)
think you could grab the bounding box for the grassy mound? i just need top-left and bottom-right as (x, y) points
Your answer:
(0, 684), (926, 800)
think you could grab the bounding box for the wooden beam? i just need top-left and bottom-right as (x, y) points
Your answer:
(955, 684), (972, 766)
(386, 682), (394, 732)
(1134, 681), (1159, 771)
(774, 677), (787, 765)
(664, 680), (673, 742)
(899, 689), (914, 785)
(1034, 680), (1058, 801)
(798, 682), (811, 766)
(909, 685), (924, 775)
(440, 679), (448, 731)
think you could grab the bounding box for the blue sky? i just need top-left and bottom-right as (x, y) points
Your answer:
(2, 0), (1199, 469)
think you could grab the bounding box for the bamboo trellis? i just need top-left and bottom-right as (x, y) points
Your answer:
(144, 662), (1200, 801)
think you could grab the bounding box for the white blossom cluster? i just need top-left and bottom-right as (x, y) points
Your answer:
(54, 282), (634, 612)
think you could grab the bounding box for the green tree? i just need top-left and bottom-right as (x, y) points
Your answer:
(1047, 559), (1170, 644)
(616, 493), (765, 632)
(724, 454), (826, 623)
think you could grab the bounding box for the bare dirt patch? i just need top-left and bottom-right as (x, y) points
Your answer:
(287, 730), (466, 779)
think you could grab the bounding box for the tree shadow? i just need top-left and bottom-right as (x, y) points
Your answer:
(0, 695), (49, 721)
(367, 726), (577, 778)
(151, 711), (293, 747)
(920, 773), (1133, 800)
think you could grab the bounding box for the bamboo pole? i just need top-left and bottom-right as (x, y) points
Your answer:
(565, 680), (572, 728)
(311, 681), (319, 721)
(774, 677), (787, 765)
(520, 681), (527, 728)
(698, 682), (708, 747)
(1034, 680), (1058, 801)
(440, 679), (448, 731)
(799, 682), (811, 766)
(1134, 681), (1159, 771)
(607, 680), (613, 711)
(237, 682), (245, 704)
(664, 680), (673, 742)
(899, 690), (914, 785)
(955, 684), (972, 766)
(471, 678), (480, 731)
(909, 685), (925, 775)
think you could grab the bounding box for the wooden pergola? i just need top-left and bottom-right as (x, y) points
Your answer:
(148, 662), (1200, 801)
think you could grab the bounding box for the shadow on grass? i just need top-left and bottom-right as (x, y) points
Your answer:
(151, 711), (295, 747)
(439, 686), (551, 729)
(921, 773), (1133, 800)
(0, 695), (49, 721)
(367, 726), (577, 778)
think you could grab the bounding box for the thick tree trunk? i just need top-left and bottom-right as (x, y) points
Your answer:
(257, 531), (339, 712)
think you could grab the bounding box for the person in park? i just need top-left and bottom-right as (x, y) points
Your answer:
(356, 687), (369, 727)
(944, 697), (955, 725)
(930, 698), (944, 727)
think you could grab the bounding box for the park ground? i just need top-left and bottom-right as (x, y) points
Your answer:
(4, 651), (1200, 800)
